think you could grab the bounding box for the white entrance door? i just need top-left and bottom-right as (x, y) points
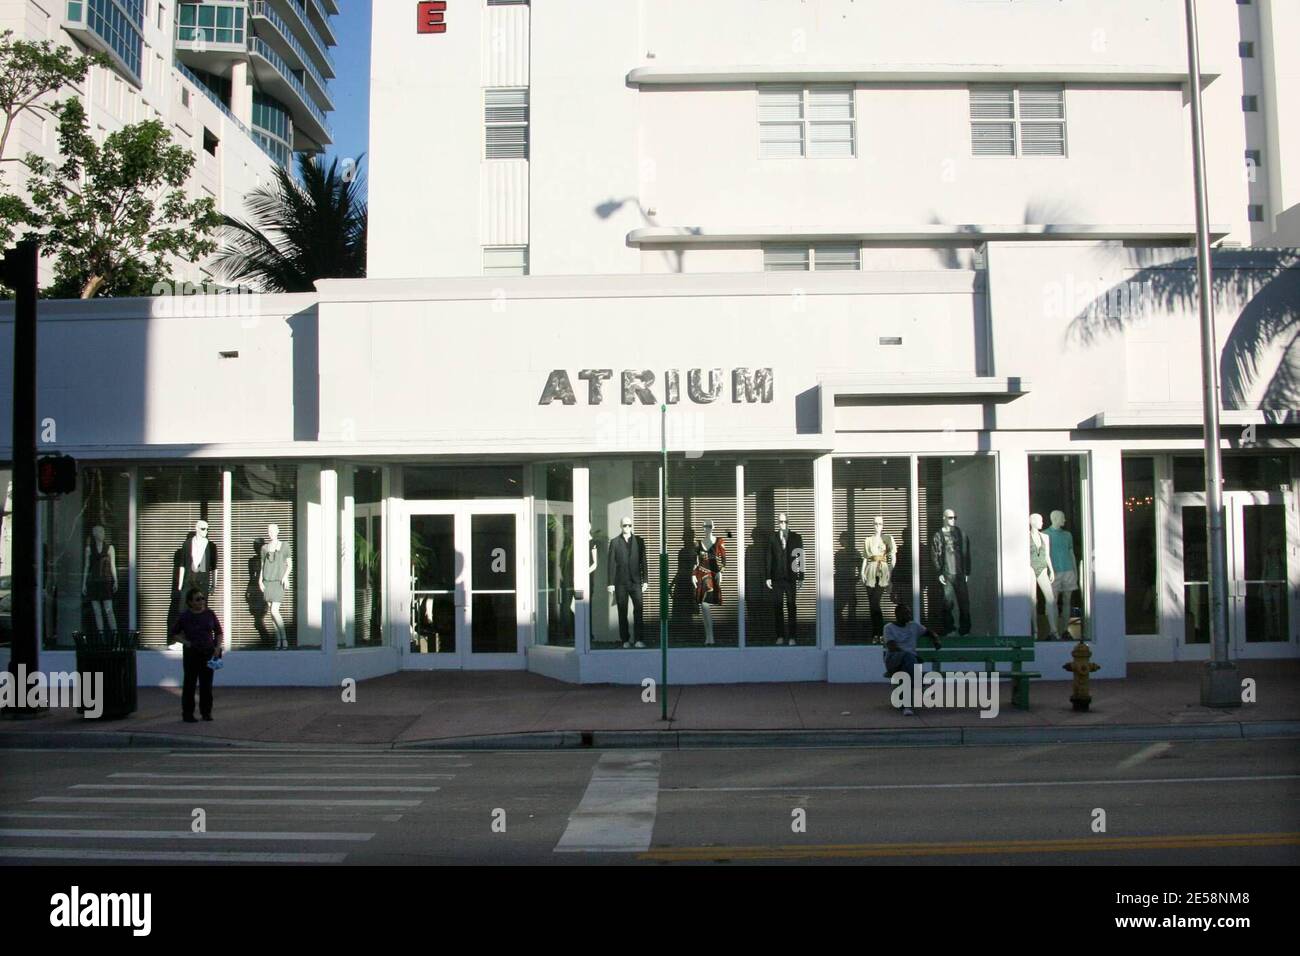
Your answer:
(403, 500), (528, 669)
(1172, 491), (1298, 660)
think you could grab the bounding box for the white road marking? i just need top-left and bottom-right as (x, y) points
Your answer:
(555, 752), (661, 854)
(1117, 742), (1173, 770)
(0, 811), (407, 822)
(161, 752), (468, 759)
(0, 847), (347, 864)
(107, 772), (459, 780)
(72, 784), (440, 793)
(0, 829), (374, 842)
(33, 796), (425, 807)
(661, 773), (1300, 793)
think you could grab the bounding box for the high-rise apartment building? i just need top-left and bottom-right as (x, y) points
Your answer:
(0, 0), (339, 282)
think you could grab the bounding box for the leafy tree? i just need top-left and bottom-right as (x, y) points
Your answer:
(212, 153), (367, 292)
(0, 30), (109, 246)
(25, 98), (221, 298)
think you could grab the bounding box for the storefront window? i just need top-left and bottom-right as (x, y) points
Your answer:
(405, 465), (524, 499)
(588, 457), (739, 648)
(351, 467), (384, 647)
(231, 463), (302, 649)
(745, 459), (816, 646)
(1028, 454), (1088, 640)
(832, 458), (911, 646)
(1122, 457), (1157, 635)
(918, 456), (998, 636)
(138, 464), (223, 650)
(589, 458), (657, 648)
(1173, 454), (1292, 494)
(39, 466), (131, 650)
(533, 463), (575, 648)
(0, 468), (11, 646)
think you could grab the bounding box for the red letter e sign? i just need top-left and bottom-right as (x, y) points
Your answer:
(417, 1), (447, 34)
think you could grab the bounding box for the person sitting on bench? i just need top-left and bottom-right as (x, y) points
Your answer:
(883, 604), (939, 716)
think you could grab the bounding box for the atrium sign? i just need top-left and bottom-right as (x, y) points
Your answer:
(539, 368), (774, 406)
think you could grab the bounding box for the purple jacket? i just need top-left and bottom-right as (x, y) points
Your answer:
(172, 609), (223, 652)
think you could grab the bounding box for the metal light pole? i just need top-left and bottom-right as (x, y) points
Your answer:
(2, 239), (40, 707)
(1184, 0), (1239, 707)
(659, 404), (669, 722)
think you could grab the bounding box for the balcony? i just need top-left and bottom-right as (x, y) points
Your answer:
(64, 0), (145, 87)
(174, 2), (248, 75)
(274, 0), (335, 76)
(248, 37), (332, 149)
(250, 0), (335, 109)
(173, 58), (288, 168)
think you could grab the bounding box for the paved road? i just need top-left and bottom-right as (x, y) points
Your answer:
(0, 739), (1296, 864)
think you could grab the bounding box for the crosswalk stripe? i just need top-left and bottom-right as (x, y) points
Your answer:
(659, 773), (1300, 793)
(0, 829), (374, 842)
(162, 752), (468, 759)
(0, 847), (348, 864)
(108, 773), (459, 780)
(73, 784), (442, 793)
(34, 796), (425, 807)
(555, 752), (660, 854)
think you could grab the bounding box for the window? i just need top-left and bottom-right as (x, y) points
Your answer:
(970, 86), (1066, 157)
(1239, 41), (1255, 58)
(1248, 204), (1264, 222)
(485, 88), (529, 159)
(487, 0), (528, 5)
(833, 458), (911, 646)
(1028, 455), (1089, 641)
(483, 245), (529, 276)
(763, 244), (860, 272)
(1242, 95), (1259, 112)
(1122, 458), (1157, 634)
(758, 85), (855, 158)
(202, 128), (217, 155)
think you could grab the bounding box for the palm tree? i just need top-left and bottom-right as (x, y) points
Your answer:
(212, 153), (366, 292)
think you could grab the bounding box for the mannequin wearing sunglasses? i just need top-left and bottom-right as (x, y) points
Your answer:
(607, 517), (649, 647)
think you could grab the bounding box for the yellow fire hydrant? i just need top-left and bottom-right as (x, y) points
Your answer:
(1063, 639), (1101, 712)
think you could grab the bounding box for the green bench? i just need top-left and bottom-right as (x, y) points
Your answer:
(913, 634), (1041, 710)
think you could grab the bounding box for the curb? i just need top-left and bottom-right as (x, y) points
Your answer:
(4, 721), (1297, 751)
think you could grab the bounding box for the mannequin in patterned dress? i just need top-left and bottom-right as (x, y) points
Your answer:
(693, 520), (726, 646)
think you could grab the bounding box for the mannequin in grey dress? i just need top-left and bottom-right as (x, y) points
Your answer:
(259, 523), (293, 649)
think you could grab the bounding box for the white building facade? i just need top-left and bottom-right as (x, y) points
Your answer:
(0, 0), (339, 285)
(1, 0), (1298, 688)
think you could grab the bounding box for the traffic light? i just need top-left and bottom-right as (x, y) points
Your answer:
(37, 454), (76, 495)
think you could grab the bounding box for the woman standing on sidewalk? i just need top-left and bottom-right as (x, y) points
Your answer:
(171, 589), (224, 722)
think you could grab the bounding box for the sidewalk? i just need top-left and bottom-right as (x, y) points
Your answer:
(1, 662), (1297, 749)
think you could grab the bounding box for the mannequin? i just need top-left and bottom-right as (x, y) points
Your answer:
(693, 519), (726, 646)
(930, 508), (972, 636)
(81, 524), (118, 635)
(177, 519), (219, 599)
(1046, 510), (1078, 639)
(607, 516), (649, 647)
(765, 512), (804, 645)
(259, 523), (293, 649)
(860, 515), (897, 641)
(587, 537), (599, 642)
(1029, 513), (1058, 640)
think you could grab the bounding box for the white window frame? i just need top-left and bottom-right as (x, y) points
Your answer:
(484, 87), (529, 160)
(969, 85), (1067, 158)
(763, 243), (862, 272)
(484, 245), (529, 276)
(758, 85), (856, 159)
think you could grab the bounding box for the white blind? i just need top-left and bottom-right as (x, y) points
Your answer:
(763, 245), (810, 271)
(759, 86), (804, 158)
(484, 245), (529, 275)
(970, 85), (1065, 157)
(485, 88), (529, 159)
(760, 86), (854, 158)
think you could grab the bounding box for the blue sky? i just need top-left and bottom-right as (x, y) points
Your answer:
(322, 1), (372, 197)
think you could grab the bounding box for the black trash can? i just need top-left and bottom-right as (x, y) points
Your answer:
(72, 630), (139, 719)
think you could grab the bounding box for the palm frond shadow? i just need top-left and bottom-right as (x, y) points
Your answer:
(1064, 252), (1300, 416)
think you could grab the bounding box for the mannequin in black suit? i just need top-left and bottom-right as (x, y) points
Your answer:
(606, 516), (649, 647)
(765, 512), (804, 645)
